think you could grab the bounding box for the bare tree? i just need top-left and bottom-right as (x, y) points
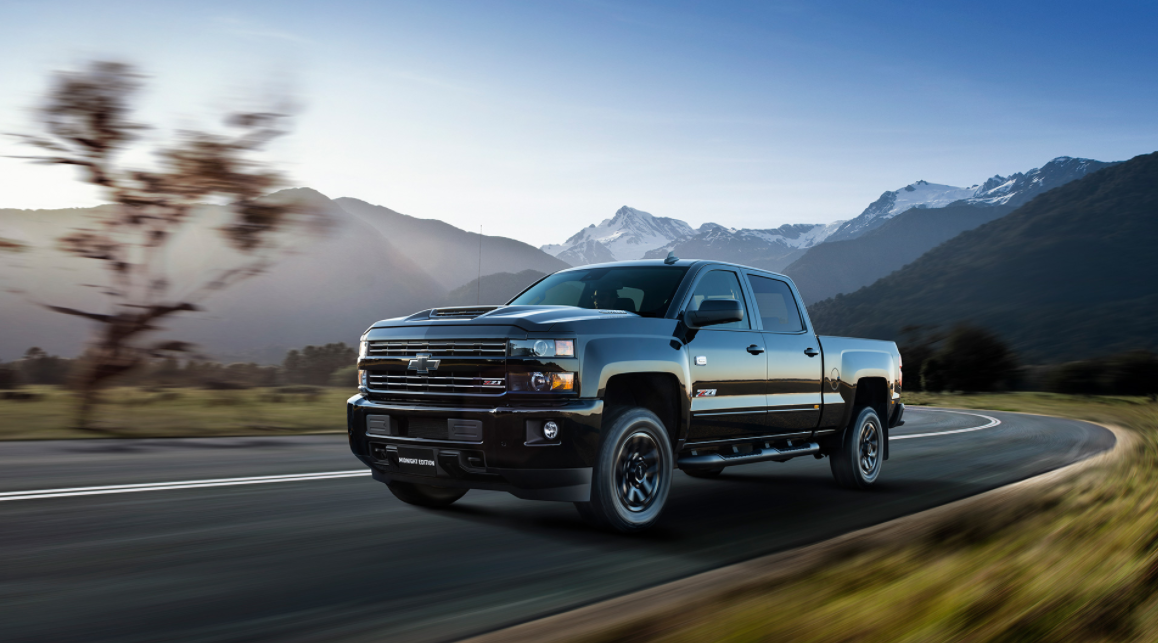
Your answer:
(11, 60), (321, 429)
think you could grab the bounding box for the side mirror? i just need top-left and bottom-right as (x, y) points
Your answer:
(684, 299), (743, 328)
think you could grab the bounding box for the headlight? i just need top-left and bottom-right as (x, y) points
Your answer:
(359, 340), (368, 359)
(509, 371), (576, 392)
(510, 339), (575, 358)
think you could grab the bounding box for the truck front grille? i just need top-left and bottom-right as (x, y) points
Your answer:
(366, 339), (507, 359)
(367, 373), (506, 395)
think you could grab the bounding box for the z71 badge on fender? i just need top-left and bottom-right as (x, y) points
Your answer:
(695, 389), (716, 397)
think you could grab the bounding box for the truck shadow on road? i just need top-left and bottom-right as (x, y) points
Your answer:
(424, 468), (973, 563)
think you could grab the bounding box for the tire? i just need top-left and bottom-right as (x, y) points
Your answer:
(574, 407), (673, 533)
(683, 467), (724, 479)
(386, 480), (468, 508)
(830, 406), (884, 489)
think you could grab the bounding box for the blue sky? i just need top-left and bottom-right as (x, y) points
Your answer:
(1, 0), (1155, 245)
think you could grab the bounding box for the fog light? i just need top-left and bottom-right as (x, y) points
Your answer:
(543, 421), (559, 440)
(509, 371), (577, 393)
(550, 372), (575, 391)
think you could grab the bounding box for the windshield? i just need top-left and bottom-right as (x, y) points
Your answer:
(508, 266), (689, 317)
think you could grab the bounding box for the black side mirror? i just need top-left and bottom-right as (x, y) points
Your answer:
(684, 299), (743, 328)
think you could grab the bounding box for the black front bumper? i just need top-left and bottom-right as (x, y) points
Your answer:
(347, 394), (603, 502)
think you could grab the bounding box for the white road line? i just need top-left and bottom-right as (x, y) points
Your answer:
(1, 408), (1001, 503)
(0, 470), (369, 502)
(892, 408), (1002, 440)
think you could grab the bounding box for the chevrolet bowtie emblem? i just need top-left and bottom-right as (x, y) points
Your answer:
(408, 352), (441, 374)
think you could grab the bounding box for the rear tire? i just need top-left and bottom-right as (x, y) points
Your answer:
(830, 406), (884, 489)
(386, 480), (468, 507)
(574, 407), (673, 533)
(683, 467), (724, 479)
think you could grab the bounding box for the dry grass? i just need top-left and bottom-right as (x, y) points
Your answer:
(590, 392), (1158, 643)
(0, 386), (351, 440)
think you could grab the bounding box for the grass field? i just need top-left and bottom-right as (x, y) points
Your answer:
(0, 386), (352, 440)
(590, 392), (1158, 643)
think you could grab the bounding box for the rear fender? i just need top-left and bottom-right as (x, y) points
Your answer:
(828, 348), (899, 432)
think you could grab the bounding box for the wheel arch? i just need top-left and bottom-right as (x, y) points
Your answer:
(847, 376), (890, 460)
(601, 371), (687, 451)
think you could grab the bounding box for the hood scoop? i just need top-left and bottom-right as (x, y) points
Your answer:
(428, 306), (502, 319)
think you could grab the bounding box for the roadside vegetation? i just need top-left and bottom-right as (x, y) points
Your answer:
(0, 343), (357, 439)
(0, 386), (351, 440)
(592, 392), (1158, 643)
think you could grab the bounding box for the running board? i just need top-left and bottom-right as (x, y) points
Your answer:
(678, 441), (820, 471)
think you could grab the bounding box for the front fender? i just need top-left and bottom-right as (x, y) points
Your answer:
(580, 335), (690, 398)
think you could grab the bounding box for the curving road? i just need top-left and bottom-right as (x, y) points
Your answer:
(0, 407), (1114, 643)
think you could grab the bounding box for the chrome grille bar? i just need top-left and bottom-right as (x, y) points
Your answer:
(367, 374), (505, 395)
(366, 340), (507, 359)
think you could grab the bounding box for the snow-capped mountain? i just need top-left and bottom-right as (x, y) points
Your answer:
(642, 221), (845, 271)
(541, 206), (695, 264)
(686, 221), (845, 250)
(966, 156), (1113, 208)
(544, 205), (844, 272)
(825, 157), (1114, 243)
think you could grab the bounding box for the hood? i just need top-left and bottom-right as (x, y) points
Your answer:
(370, 305), (639, 332)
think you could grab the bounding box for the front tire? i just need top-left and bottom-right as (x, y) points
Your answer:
(386, 480), (468, 507)
(830, 406), (884, 489)
(574, 407), (673, 533)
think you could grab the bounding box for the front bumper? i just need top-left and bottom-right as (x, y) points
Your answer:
(889, 402), (905, 428)
(347, 394), (602, 502)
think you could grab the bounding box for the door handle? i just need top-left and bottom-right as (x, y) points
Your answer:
(747, 345), (765, 355)
(804, 347), (819, 357)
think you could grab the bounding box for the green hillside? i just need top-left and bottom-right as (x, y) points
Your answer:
(785, 203), (1014, 303)
(447, 269), (547, 306)
(808, 152), (1158, 363)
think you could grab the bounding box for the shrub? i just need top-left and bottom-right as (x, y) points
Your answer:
(17, 347), (73, 385)
(328, 365), (359, 388)
(919, 325), (1017, 392)
(0, 362), (20, 390)
(283, 343), (356, 386)
(1045, 351), (1158, 397)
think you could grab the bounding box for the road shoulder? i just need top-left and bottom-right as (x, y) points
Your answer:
(463, 420), (1130, 643)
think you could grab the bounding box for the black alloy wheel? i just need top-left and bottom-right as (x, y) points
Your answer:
(575, 407), (673, 532)
(616, 431), (662, 511)
(830, 406), (884, 489)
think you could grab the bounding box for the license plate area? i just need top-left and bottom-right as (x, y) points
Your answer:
(396, 446), (437, 476)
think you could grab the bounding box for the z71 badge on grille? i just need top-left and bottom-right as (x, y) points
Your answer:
(695, 389), (717, 397)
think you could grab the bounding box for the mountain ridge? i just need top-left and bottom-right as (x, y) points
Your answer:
(808, 151), (1158, 363)
(541, 206), (695, 264)
(824, 156), (1115, 242)
(336, 197), (569, 289)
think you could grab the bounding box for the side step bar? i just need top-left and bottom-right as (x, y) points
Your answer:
(678, 441), (820, 471)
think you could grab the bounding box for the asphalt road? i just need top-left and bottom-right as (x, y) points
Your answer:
(0, 408), (1114, 643)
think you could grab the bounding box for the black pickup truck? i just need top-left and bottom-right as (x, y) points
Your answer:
(348, 258), (903, 532)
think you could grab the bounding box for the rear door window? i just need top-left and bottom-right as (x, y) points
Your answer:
(748, 275), (804, 332)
